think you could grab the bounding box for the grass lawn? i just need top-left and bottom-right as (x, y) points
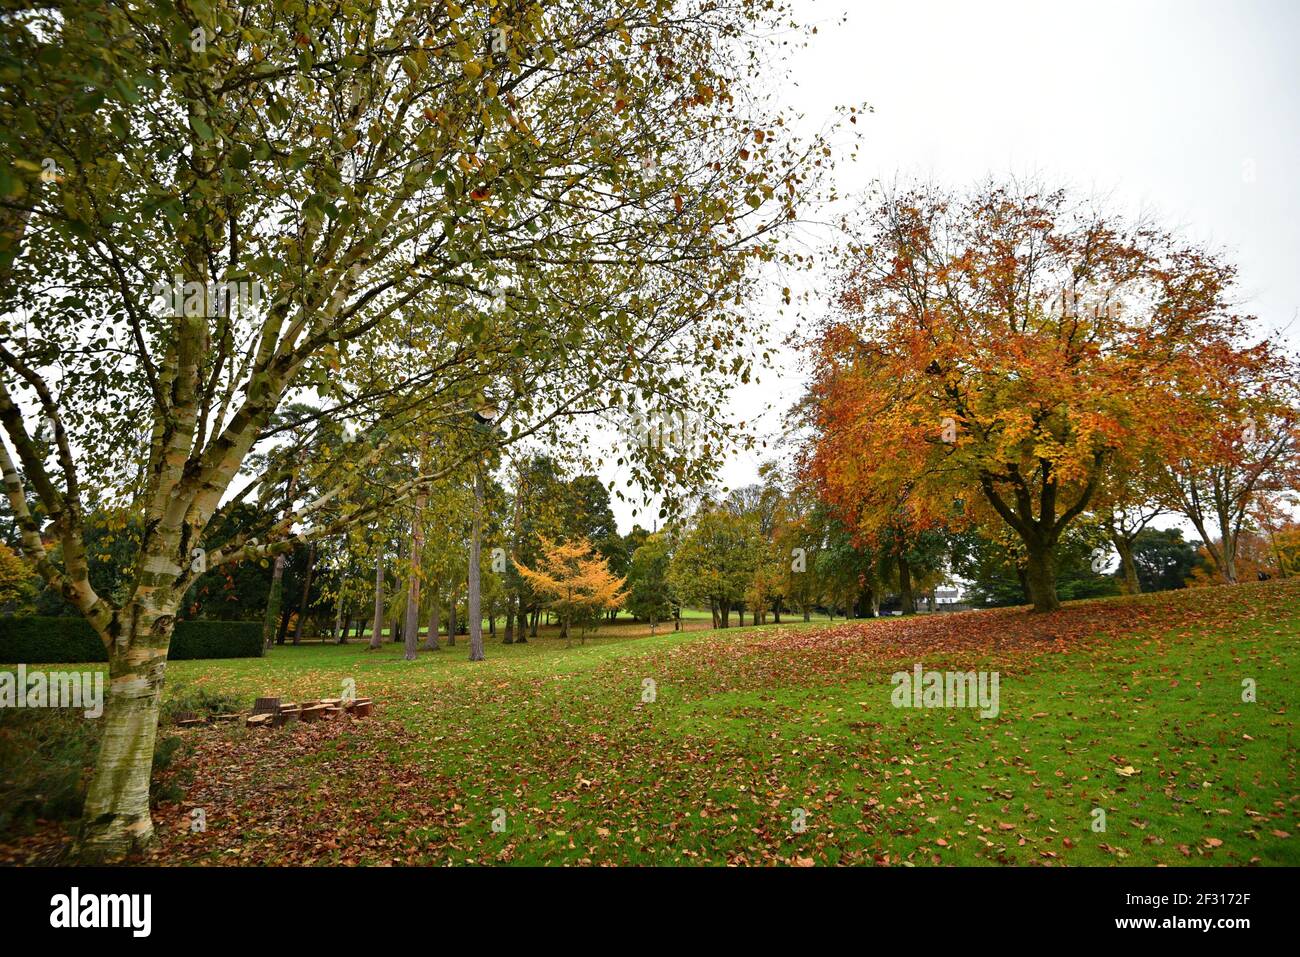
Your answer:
(2, 581), (1296, 865)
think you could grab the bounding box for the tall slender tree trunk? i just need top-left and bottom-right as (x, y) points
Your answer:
(261, 467), (300, 648)
(503, 594), (516, 644)
(293, 542), (316, 644)
(369, 560), (385, 649)
(468, 471), (485, 661)
(447, 587), (458, 647)
(276, 603), (292, 644)
(404, 492), (426, 661)
(332, 584), (346, 643)
(263, 552), (286, 648)
(423, 586), (441, 651)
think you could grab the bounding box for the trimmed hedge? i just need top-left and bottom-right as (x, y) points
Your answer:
(0, 617), (264, 663)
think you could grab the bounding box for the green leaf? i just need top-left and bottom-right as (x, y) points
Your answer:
(190, 115), (215, 142)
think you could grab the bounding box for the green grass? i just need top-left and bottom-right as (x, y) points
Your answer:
(3, 582), (1296, 866)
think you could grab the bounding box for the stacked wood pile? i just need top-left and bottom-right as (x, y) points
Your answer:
(170, 695), (375, 729)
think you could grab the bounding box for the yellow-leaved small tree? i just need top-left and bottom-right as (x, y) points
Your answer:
(514, 537), (626, 646)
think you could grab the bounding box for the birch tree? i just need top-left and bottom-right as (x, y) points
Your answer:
(1, 0), (839, 860)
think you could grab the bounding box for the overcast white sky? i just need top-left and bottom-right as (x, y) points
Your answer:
(602, 0), (1300, 533)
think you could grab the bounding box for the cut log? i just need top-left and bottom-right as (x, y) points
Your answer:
(246, 713), (274, 728)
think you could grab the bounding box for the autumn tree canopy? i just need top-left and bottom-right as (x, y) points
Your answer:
(802, 181), (1295, 612)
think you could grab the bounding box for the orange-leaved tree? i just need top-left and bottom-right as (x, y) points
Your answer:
(513, 536), (626, 645)
(1155, 380), (1299, 584)
(803, 181), (1268, 612)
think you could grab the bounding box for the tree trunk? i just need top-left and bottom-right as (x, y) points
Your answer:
(293, 542), (316, 644)
(263, 552), (286, 648)
(276, 603), (292, 644)
(1114, 535), (1141, 594)
(78, 609), (172, 862)
(368, 561), (385, 649)
(261, 470), (299, 648)
(423, 587), (440, 651)
(332, 586), (346, 643)
(468, 471), (485, 662)
(403, 520), (424, 662)
(1024, 545), (1062, 613)
(503, 594), (516, 644)
(897, 553), (915, 614)
(1219, 514), (1239, 584)
(447, 588), (458, 647)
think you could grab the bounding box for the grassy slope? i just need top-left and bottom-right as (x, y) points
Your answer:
(6, 580), (1298, 865)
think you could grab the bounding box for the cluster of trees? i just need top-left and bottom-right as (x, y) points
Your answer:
(0, 451), (643, 643)
(621, 471), (951, 627)
(614, 472), (1239, 626)
(799, 181), (1300, 612)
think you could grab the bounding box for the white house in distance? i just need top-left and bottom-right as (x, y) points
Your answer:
(935, 586), (963, 605)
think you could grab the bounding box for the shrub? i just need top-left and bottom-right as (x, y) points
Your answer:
(0, 617), (264, 663)
(0, 707), (192, 835)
